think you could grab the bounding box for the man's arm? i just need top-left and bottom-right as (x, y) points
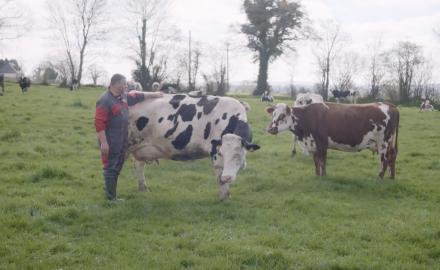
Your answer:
(127, 90), (163, 106)
(95, 103), (109, 156)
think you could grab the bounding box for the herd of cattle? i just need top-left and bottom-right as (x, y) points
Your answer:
(127, 91), (402, 200)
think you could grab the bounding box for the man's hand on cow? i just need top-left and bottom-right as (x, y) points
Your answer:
(145, 92), (163, 99)
(100, 142), (109, 156)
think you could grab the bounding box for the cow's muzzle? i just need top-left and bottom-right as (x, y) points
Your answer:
(220, 175), (233, 184)
(267, 126), (278, 135)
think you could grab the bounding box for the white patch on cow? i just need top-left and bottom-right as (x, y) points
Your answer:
(378, 103), (391, 126)
(294, 93), (324, 107)
(297, 135), (315, 155)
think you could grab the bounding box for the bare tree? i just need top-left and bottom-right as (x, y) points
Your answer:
(313, 21), (346, 100)
(332, 51), (361, 92)
(413, 59), (434, 100)
(383, 41), (424, 102)
(0, 0), (29, 40)
(364, 39), (386, 99)
(88, 64), (106, 86)
(47, 0), (108, 86)
(126, 0), (179, 90)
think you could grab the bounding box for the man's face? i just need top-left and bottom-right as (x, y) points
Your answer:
(112, 80), (127, 95)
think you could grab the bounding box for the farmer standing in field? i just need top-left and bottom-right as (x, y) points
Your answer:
(95, 74), (163, 201)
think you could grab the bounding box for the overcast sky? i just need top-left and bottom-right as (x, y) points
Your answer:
(1, 0), (440, 86)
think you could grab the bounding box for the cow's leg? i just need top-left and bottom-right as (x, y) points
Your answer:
(291, 135), (297, 156)
(212, 154), (229, 201)
(320, 150), (327, 176)
(378, 144), (389, 179)
(134, 160), (149, 192)
(313, 153), (320, 176)
(387, 146), (397, 179)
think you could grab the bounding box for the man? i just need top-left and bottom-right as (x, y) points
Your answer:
(94, 74), (162, 201)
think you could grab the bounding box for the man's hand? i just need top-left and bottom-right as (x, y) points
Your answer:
(100, 142), (109, 156)
(147, 92), (163, 98)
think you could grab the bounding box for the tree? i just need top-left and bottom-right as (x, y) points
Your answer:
(313, 21), (345, 100)
(241, 0), (307, 96)
(365, 39), (386, 99)
(47, 0), (108, 86)
(88, 64), (106, 86)
(383, 41), (424, 102)
(0, 0), (29, 40)
(332, 52), (361, 92)
(126, 0), (178, 91)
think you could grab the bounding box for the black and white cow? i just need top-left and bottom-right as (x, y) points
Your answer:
(128, 94), (260, 200)
(260, 91), (274, 103)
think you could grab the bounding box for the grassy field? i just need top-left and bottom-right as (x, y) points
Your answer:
(1, 83), (439, 270)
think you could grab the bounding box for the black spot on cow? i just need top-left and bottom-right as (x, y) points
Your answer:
(167, 114), (174, 121)
(197, 112), (202, 119)
(169, 94), (186, 109)
(197, 96), (219, 114)
(221, 115), (238, 137)
(165, 122), (179, 138)
(215, 119), (220, 125)
(136, 117), (149, 131)
(222, 113), (227, 120)
(204, 122), (211, 140)
(158, 117), (164, 123)
(377, 125), (382, 131)
(175, 104), (197, 122)
(210, 139), (222, 157)
(172, 125), (193, 150)
(233, 119), (252, 142)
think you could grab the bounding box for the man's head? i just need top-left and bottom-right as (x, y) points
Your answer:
(109, 74), (127, 95)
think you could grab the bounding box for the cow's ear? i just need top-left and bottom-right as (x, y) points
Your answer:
(242, 140), (261, 152)
(266, 106), (275, 114)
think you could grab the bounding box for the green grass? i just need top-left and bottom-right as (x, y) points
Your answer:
(0, 83), (439, 269)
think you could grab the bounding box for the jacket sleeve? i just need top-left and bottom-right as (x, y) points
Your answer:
(95, 99), (109, 132)
(127, 91), (145, 106)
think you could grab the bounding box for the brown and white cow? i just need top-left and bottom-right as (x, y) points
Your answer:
(128, 94), (260, 200)
(266, 102), (399, 179)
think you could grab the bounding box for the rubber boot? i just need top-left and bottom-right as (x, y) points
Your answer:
(104, 175), (118, 201)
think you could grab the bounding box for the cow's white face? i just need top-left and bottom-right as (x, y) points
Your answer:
(266, 103), (292, 135)
(217, 134), (260, 185)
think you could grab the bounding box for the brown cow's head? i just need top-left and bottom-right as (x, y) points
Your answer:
(266, 103), (293, 135)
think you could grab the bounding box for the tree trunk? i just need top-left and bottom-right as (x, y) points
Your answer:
(254, 51), (269, 96)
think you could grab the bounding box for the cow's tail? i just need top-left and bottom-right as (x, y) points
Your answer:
(240, 101), (251, 111)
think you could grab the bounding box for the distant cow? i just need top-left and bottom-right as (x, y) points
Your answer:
(291, 93), (324, 155)
(128, 81), (143, 91)
(152, 81), (179, 93)
(332, 89), (357, 103)
(420, 100), (434, 112)
(266, 102), (399, 179)
(261, 91), (274, 103)
(128, 94), (260, 200)
(70, 78), (79, 91)
(18, 76), (31, 94)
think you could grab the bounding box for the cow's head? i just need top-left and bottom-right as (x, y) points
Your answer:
(214, 134), (260, 200)
(266, 103), (293, 135)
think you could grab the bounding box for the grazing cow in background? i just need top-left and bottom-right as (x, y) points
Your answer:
(128, 94), (260, 200)
(332, 89), (358, 103)
(261, 91), (274, 103)
(128, 81), (143, 91)
(290, 93), (324, 155)
(70, 78), (79, 91)
(152, 81), (179, 93)
(18, 76), (31, 94)
(266, 102), (399, 179)
(420, 100), (434, 112)
(0, 74), (4, 96)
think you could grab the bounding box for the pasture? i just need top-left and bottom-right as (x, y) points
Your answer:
(1, 83), (440, 269)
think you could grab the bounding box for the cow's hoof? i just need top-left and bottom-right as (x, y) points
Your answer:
(139, 186), (151, 192)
